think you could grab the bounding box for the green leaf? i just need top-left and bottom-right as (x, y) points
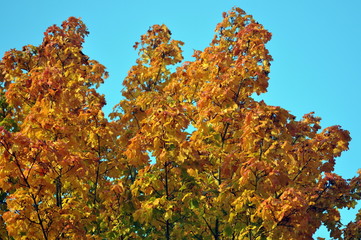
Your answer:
(189, 199), (199, 209)
(224, 224), (233, 236)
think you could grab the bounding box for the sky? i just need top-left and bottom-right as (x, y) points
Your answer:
(1, 0), (360, 238)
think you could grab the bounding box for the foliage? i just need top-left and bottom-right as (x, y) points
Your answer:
(0, 7), (360, 240)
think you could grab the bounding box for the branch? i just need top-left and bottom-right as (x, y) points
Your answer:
(30, 193), (49, 240)
(202, 216), (217, 238)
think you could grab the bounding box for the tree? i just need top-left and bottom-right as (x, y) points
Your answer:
(0, 17), (115, 239)
(0, 7), (360, 240)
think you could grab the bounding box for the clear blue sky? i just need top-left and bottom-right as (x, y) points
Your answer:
(1, 0), (360, 238)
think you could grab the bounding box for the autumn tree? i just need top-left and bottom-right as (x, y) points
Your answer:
(0, 17), (117, 239)
(0, 7), (360, 240)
